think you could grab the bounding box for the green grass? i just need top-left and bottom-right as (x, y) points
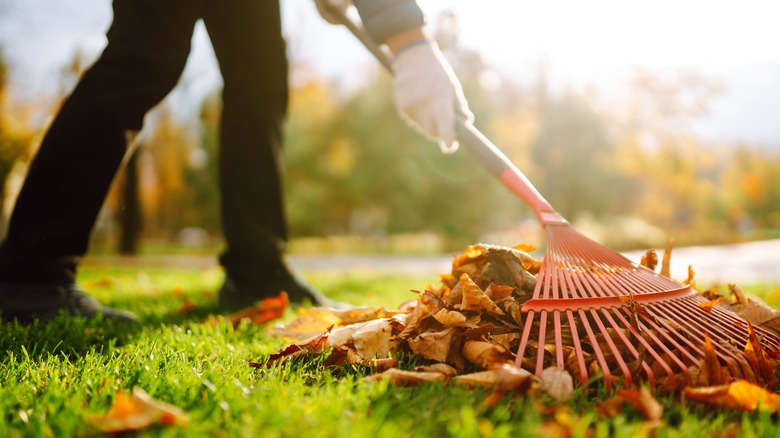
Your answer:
(1, 267), (780, 437)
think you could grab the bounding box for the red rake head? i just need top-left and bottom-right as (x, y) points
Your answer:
(514, 223), (780, 391)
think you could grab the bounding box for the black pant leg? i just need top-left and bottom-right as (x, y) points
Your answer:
(203, 0), (291, 285)
(0, 0), (201, 283)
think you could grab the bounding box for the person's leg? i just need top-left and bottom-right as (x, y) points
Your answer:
(0, 0), (201, 321)
(203, 0), (336, 307)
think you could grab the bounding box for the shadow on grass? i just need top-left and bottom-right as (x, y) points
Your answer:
(0, 292), (230, 360)
(0, 313), (141, 360)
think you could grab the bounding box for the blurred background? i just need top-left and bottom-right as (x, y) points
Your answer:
(0, 0), (779, 256)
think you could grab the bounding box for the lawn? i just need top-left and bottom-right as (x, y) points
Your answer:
(1, 266), (779, 437)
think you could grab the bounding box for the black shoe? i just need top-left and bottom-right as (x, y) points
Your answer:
(0, 283), (139, 323)
(218, 273), (344, 310)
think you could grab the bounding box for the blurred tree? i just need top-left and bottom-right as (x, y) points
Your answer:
(0, 46), (36, 235)
(530, 69), (627, 220)
(280, 10), (541, 250)
(603, 68), (730, 242)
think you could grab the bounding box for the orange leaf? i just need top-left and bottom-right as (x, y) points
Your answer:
(228, 292), (289, 326)
(744, 322), (775, 384)
(699, 297), (724, 313)
(270, 306), (342, 342)
(252, 329), (331, 367)
(616, 387), (663, 422)
(177, 298), (198, 315)
(364, 368), (448, 386)
(684, 380), (780, 412)
(700, 334), (728, 386)
(640, 249), (658, 271)
(660, 239), (674, 278)
(87, 388), (188, 434)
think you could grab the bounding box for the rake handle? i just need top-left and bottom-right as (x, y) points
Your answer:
(327, 4), (564, 226)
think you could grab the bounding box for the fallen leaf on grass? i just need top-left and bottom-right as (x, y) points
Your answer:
(485, 364), (536, 407)
(177, 298), (198, 315)
(462, 340), (514, 370)
(351, 318), (394, 360)
(540, 367), (574, 404)
(684, 380), (780, 412)
(250, 330), (331, 367)
(87, 388), (188, 434)
(227, 292), (289, 326)
(364, 368), (448, 386)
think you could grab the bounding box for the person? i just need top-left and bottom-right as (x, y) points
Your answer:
(0, 0), (471, 322)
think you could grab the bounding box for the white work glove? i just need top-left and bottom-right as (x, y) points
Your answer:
(392, 40), (473, 153)
(314, 0), (352, 24)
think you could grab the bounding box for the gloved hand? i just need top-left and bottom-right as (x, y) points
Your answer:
(392, 40), (473, 153)
(314, 0), (352, 24)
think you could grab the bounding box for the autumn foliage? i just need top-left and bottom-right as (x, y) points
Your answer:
(259, 243), (780, 416)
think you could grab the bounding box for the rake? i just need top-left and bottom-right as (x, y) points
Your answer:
(325, 4), (780, 389)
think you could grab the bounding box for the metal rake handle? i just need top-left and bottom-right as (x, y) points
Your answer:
(326, 5), (565, 226)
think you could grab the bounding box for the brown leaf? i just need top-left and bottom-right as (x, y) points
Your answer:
(227, 292), (289, 326)
(728, 283), (747, 305)
(684, 265), (696, 287)
(87, 388), (188, 434)
(270, 307), (343, 342)
(640, 249), (658, 271)
(617, 387), (663, 422)
(408, 327), (456, 363)
(454, 370), (500, 389)
(364, 368), (448, 386)
(351, 319), (394, 361)
(660, 239), (674, 278)
(432, 308), (480, 328)
(700, 334), (729, 386)
(457, 274), (505, 316)
(699, 297), (725, 313)
(462, 340), (514, 370)
(744, 322), (775, 384)
(416, 363), (459, 377)
(176, 299), (198, 315)
(684, 380), (780, 412)
(540, 367), (574, 403)
(253, 330), (331, 367)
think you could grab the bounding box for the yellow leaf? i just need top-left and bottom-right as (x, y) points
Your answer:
(87, 389), (188, 434)
(684, 380), (780, 412)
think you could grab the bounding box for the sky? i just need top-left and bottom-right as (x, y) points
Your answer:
(1, 0), (779, 147)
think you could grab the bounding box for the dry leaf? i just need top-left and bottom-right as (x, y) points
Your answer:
(364, 368), (448, 386)
(540, 367), (574, 403)
(660, 239), (674, 278)
(270, 307), (342, 342)
(640, 249), (658, 271)
(700, 334), (728, 386)
(458, 274), (505, 316)
(87, 388), (188, 434)
(409, 327), (456, 363)
(462, 340), (514, 370)
(485, 364), (537, 407)
(618, 387), (663, 422)
(227, 292), (289, 326)
(177, 299), (198, 315)
(416, 363), (459, 377)
(454, 370), (501, 388)
(352, 318), (394, 360)
(684, 380), (780, 412)
(252, 330), (331, 367)
(432, 308), (479, 328)
(744, 322), (775, 384)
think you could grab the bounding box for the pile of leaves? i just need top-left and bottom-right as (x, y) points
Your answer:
(256, 243), (780, 413)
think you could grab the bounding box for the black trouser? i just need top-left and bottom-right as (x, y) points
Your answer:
(0, 0), (290, 287)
